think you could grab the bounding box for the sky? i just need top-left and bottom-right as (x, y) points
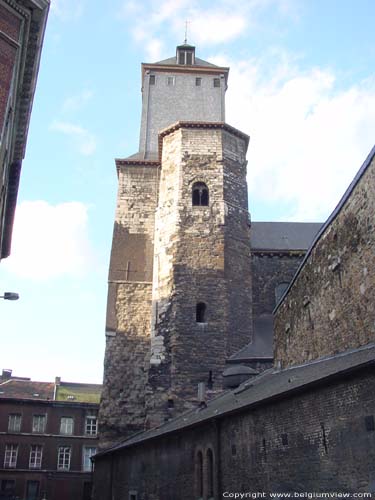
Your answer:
(1, 0), (375, 384)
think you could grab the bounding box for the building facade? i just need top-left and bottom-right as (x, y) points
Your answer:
(0, 370), (101, 500)
(0, 0), (49, 260)
(99, 44), (321, 449)
(93, 145), (375, 499)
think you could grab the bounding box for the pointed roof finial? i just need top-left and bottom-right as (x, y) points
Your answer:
(184, 20), (190, 45)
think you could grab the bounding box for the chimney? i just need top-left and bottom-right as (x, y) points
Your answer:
(2, 369), (12, 380)
(197, 382), (206, 409)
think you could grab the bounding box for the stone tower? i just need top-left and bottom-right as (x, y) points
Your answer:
(99, 44), (253, 447)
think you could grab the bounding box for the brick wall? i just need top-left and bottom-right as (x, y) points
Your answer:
(93, 369), (375, 498)
(274, 153), (375, 368)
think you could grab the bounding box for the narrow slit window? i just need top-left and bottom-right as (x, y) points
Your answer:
(149, 75), (155, 85)
(196, 303), (206, 323)
(192, 182), (209, 206)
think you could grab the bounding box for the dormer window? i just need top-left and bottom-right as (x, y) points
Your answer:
(176, 45), (195, 65)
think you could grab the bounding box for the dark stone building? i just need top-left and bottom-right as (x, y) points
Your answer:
(0, 370), (101, 500)
(93, 145), (375, 498)
(99, 43), (321, 449)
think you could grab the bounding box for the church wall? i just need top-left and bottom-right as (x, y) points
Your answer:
(99, 163), (159, 447)
(251, 253), (304, 317)
(274, 154), (375, 368)
(139, 70), (226, 155)
(146, 125), (252, 428)
(93, 368), (375, 498)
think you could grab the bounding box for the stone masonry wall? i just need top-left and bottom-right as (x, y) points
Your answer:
(274, 153), (375, 368)
(94, 369), (375, 499)
(252, 253), (304, 317)
(100, 163), (159, 447)
(146, 124), (252, 428)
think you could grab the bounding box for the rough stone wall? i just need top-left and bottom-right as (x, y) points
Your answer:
(146, 125), (252, 428)
(251, 253), (304, 316)
(99, 163), (159, 447)
(93, 369), (375, 499)
(274, 154), (375, 368)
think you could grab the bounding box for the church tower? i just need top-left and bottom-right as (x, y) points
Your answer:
(99, 44), (253, 447)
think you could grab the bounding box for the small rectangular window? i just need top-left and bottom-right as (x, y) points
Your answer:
(57, 446), (71, 470)
(82, 446), (97, 472)
(60, 417), (74, 435)
(213, 78), (220, 88)
(85, 416), (98, 436)
(195, 77), (202, 86)
(1, 479), (15, 494)
(32, 415), (46, 433)
(365, 415), (375, 432)
(4, 444), (18, 468)
(8, 414), (21, 432)
(281, 433), (288, 446)
(149, 75), (155, 85)
(178, 51), (185, 64)
(167, 76), (175, 86)
(29, 445), (43, 469)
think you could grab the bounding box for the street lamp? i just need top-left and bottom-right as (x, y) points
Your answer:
(0, 292), (19, 300)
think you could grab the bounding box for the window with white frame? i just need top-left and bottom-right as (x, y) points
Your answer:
(29, 445), (43, 469)
(32, 415), (46, 434)
(167, 76), (175, 86)
(82, 446), (97, 472)
(8, 414), (21, 432)
(59, 417), (74, 435)
(85, 416), (98, 436)
(4, 444), (18, 468)
(57, 446), (71, 470)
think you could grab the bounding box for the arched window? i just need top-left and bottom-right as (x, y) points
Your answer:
(207, 448), (214, 499)
(196, 303), (206, 323)
(192, 182), (209, 206)
(196, 451), (203, 499)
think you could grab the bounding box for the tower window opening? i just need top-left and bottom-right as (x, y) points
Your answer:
(178, 49), (194, 65)
(192, 182), (209, 206)
(196, 303), (206, 323)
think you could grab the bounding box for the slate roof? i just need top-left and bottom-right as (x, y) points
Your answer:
(0, 379), (54, 400)
(153, 56), (219, 68)
(229, 314), (274, 361)
(95, 342), (375, 458)
(250, 222), (322, 252)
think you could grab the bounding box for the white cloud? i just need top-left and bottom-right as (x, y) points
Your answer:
(62, 89), (94, 113)
(119, 0), (292, 53)
(51, 0), (85, 20)
(3, 201), (93, 280)
(50, 120), (96, 156)
(218, 52), (375, 221)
